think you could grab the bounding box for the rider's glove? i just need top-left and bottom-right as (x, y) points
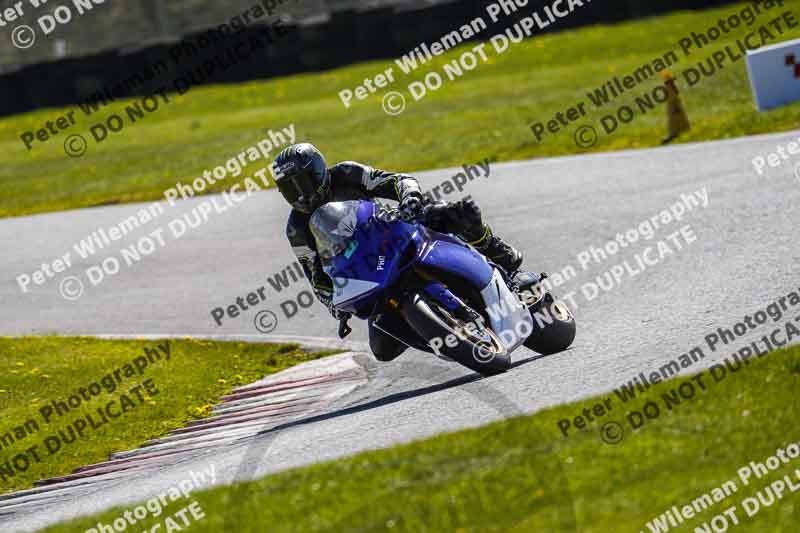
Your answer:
(399, 193), (424, 221)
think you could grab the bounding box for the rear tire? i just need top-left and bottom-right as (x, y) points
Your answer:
(523, 298), (576, 355)
(401, 292), (510, 376)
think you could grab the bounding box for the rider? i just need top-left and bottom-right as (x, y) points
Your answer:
(272, 143), (523, 361)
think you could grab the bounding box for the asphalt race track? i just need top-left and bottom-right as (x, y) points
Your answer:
(1, 131), (799, 531)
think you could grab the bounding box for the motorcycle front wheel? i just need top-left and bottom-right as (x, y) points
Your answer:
(401, 291), (510, 376)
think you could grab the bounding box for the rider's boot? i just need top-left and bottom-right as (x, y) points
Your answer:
(469, 225), (524, 274)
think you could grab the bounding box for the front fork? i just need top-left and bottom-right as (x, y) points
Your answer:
(422, 281), (485, 327)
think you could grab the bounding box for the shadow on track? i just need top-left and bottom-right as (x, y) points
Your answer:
(249, 348), (558, 438)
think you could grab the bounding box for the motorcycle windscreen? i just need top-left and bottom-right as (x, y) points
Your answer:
(312, 201), (420, 308)
(311, 201), (381, 308)
(309, 201), (361, 260)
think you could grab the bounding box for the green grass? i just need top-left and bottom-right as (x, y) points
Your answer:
(41, 344), (800, 532)
(0, 337), (330, 494)
(3, 1), (800, 218)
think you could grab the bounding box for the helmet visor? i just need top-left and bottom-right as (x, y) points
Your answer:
(293, 167), (319, 199)
(286, 167), (325, 213)
(276, 177), (301, 205)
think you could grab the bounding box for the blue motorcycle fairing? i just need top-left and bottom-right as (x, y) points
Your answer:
(320, 203), (422, 314)
(417, 238), (494, 291)
(312, 200), (495, 315)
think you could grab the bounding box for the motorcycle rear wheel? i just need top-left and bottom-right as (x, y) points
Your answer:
(523, 297), (576, 355)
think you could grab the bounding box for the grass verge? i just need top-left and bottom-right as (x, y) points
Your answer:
(40, 343), (800, 532)
(2, 1), (800, 218)
(0, 337), (330, 494)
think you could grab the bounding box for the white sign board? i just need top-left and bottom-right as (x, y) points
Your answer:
(746, 38), (800, 111)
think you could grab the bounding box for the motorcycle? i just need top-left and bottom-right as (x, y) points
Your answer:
(310, 200), (576, 375)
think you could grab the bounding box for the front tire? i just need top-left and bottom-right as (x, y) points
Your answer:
(401, 292), (510, 375)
